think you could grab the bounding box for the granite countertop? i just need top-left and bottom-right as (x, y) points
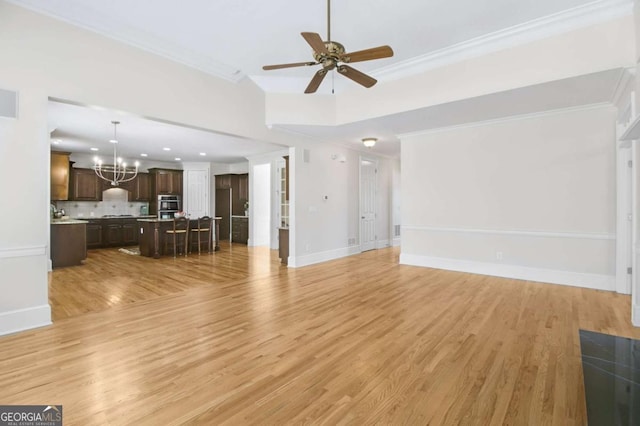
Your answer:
(138, 216), (223, 223)
(73, 215), (158, 220)
(231, 215), (249, 219)
(51, 218), (88, 225)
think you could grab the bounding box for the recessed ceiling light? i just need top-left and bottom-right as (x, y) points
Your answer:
(163, 147), (171, 151)
(51, 139), (61, 145)
(174, 157), (181, 161)
(90, 147), (99, 151)
(109, 139), (118, 144)
(199, 152), (206, 156)
(140, 153), (148, 157)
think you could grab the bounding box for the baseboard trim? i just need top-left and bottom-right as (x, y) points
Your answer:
(633, 304), (640, 327)
(289, 245), (361, 268)
(376, 239), (391, 249)
(0, 304), (52, 336)
(399, 253), (615, 291)
(393, 238), (401, 247)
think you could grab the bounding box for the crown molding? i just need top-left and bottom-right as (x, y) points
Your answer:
(6, 0), (244, 83)
(373, 0), (633, 82)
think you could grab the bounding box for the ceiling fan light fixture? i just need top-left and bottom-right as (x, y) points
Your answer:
(362, 138), (377, 148)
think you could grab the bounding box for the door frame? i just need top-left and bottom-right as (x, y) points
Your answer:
(359, 156), (378, 252)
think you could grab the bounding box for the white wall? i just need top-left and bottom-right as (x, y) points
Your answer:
(0, 1), (308, 335)
(290, 142), (393, 267)
(0, 99), (51, 335)
(391, 158), (402, 246)
(265, 15), (635, 127)
(401, 105), (617, 290)
(252, 163), (271, 246)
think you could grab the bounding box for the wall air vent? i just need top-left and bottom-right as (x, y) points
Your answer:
(0, 89), (18, 119)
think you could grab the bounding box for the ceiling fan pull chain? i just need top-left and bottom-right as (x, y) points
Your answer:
(332, 70), (335, 94)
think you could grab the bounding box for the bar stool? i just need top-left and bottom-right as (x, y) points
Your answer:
(164, 217), (189, 257)
(190, 216), (213, 254)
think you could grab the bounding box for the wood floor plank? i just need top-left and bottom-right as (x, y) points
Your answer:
(0, 244), (637, 424)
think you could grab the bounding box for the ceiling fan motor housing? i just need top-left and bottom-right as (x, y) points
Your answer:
(313, 41), (346, 64)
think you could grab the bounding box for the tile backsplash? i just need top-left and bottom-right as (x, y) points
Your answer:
(56, 189), (150, 218)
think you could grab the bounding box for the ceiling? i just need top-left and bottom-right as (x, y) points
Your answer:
(13, 0), (628, 160)
(48, 100), (286, 164)
(10, 0), (601, 89)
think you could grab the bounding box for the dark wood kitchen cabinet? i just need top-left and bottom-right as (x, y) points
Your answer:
(51, 222), (87, 268)
(215, 174), (232, 189)
(216, 174), (248, 215)
(238, 174), (248, 204)
(101, 218), (138, 247)
(232, 216), (248, 244)
(70, 168), (101, 201)
(149, 168), (183, 195)
(103, 222), (122, 246)
(121, 219), (138, 245)
(86, 220), (103, 249)
(131, 173), (151, 201)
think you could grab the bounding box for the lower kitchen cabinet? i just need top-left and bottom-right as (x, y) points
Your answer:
(122, 220), (138, 245)
(51, 222), (87, 268)
(94, 218), (139, 248)
(103, 222), (123, 246)
(86, 220), (103, 249)
(231, 216), (249, 244)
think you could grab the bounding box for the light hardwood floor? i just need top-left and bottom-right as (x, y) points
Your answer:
(1, 244), (638, 424)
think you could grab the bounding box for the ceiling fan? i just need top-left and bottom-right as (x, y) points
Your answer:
(262, 0), (394, 94)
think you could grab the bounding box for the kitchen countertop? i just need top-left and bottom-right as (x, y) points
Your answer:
(51, 218), (88, 225)
(231, 215), (249, 219)
(74, 215), (158, 220)
(137, 216), (222, 223)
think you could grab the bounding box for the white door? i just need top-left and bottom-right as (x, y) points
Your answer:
(360, 158), (377, 252)
(184, 169), (208, 218)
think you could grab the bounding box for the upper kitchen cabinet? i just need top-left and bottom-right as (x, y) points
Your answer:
(50, 152), (70, 201)
(215, 174), (232, 189)
(70, 168), (101, 201)
(131, 172), (151, 201)
(238, 174), (248, 203)
(149, 168), (183, 195)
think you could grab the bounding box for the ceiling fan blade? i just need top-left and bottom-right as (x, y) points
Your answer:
(263, 61), (317, 70)
(305, 69), (328, 94)
(341, 45), (394, 63)
(337, 65), (377, 88)
(301, 32), (329, 55)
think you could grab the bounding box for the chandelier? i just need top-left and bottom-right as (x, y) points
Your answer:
(94, 121), (139, 186)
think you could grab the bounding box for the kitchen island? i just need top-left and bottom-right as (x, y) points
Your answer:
(137, 217), (222, 258)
